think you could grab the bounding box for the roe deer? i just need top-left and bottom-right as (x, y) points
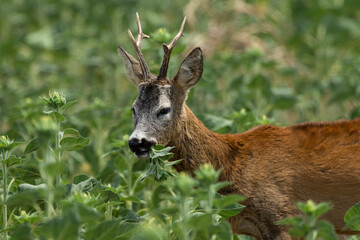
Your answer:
(118, 13), (360, 239)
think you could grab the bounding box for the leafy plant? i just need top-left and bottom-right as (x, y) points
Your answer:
(279, 200), (337, 240)
(205, 108), (275, 134)
(345, 201), (360, 231)
(42, 91), (86, 185)
(0, 135), (22, 240)
(141, 145), (181, 182)
(147, 164), (246, 240)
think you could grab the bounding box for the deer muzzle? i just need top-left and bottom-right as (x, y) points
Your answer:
(128, 137), (156, 159)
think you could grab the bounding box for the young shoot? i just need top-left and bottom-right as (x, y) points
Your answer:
(0, 135), (22, 240)
(140, 145), (181, 182)
(279, 200), (337, 240)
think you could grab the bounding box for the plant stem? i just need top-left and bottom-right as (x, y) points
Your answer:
(55, 122), (61, 185)
(42, 149), (55, 218)
(2, 152), (8, 240)
(47, 192), (54, 218)
(126, 156), (133, 210)
(180, 197), (190, 240)
(106, 205), (113, 220)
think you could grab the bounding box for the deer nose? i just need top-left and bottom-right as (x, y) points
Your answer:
(128, 137), (156, 156)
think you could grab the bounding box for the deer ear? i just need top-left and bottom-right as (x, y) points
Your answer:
(174, 47), (203, 90)
(118, 46), (143, 87)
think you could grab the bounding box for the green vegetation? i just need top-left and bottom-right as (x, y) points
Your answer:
(1, 0), (360, 239)
(280, 200), (337, 240)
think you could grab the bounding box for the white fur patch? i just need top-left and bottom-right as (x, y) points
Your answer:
(130, 128), (157, 144)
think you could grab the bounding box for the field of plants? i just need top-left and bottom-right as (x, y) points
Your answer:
(1, 0), (360, 239)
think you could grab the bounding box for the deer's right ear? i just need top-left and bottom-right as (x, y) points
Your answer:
(118, 46), (143, 87)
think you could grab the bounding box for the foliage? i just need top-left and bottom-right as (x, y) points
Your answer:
(140, 145), (180, 182)
(279, 200), (337, 240)
(345, 201), (360, 231)
(0, 93), (247, 239)
(146, 164), (246, 240)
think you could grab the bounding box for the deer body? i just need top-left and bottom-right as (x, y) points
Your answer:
(170, 105), (360, 239)
(118, 14), (360, 239)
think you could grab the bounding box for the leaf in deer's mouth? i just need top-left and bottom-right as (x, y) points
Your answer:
(139, 145), (180, 182)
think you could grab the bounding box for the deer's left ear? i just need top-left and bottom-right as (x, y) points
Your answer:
(118, 46), (143, 87)
(174, 47), (203, 90)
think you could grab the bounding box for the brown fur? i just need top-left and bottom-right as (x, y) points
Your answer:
(168, 105), (360, 239)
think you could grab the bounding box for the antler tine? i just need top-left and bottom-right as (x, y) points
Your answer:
(157, 17), (187, 80)
(128, 12), (151, 81)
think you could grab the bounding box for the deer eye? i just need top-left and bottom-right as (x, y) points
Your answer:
(157, 107), (171, 117)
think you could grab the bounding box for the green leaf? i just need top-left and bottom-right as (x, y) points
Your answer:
(210, 220), (233, 240)
(6, 156), (23, 168)
(62, 203), (103, 223)
(345, 201), (360, 231)
(84, 221), (120, 240)
(278, 216), (303, 226)
(295, 201), (332, 220)
(213, 181), (232, 192)
(35, 211), (80, 240)
(187, 212), (213, 229)
(312, 202), (332, 219)
(10, 224), (33, 240)
(69, 176), (101, 193)
(73, 174), (90, 184)
(150, 145), (174, 159)
(142, 145), (178, 182)
(18, 183), (47, 191)
(7, 142), (23, 151)
(118, 208), (142, 222)
(151, 145), (166, 151)
(6, 188), (46, 207)
(140, 164), (156, 182)
(119, 193), (143, 203)
(164, 159), (182, 167)
(13, 211), (41, 225)
(155, 169), (174, 182)
(60, 136), (89, 152)
(214, 194), (246, 209)
(63, 128), (81, 137)
(126, 223), (164, 240)
(49, 111), (66, 123)
(317, 220), (338, 240)
(84, 220), (137, 240)
(278, 216), (310, 237)
(42, 161), (65, 179)
(61, 100), (78, 112)
(14, 167), (40, 182)
(150, 185), (168, 209)
(24, 138), (40, 155)
(218, 202), (246, 219)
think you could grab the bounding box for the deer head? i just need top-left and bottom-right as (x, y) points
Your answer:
(118, 13), (203, 159)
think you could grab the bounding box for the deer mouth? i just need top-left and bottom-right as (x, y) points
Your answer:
(134, 150), (150, 159)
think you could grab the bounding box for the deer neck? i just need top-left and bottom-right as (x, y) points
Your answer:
(168, 104), (235, 175)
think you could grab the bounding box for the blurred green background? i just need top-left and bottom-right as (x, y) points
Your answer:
(1, 0), (360, 175)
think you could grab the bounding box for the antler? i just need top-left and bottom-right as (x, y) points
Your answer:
(128, 12), (151, 81)
(157, 17), (187, 80)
